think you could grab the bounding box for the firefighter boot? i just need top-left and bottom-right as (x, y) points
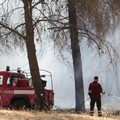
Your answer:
(98, 111), (102, 117)
(90, 111), (94, 116)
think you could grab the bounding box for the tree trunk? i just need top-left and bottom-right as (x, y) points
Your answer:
(68, 0), (85, 112)
(22, 0), (44, 110)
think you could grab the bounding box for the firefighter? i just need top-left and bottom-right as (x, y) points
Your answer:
(88, 76), (103, 117)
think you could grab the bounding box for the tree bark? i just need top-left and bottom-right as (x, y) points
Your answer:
(68, 0), (85, 112)
(22, 0), (44, 110)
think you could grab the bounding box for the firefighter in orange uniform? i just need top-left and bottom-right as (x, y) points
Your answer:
(88, 76), (103, 117)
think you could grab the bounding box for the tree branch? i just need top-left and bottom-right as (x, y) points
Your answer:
(0, 22), (26, 40)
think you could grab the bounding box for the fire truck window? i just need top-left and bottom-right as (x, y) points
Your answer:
(29, 78), (33, 88)
(8, 76), (25, 87)
(0, 75), (3, 85)
(7, 77), (11, 86)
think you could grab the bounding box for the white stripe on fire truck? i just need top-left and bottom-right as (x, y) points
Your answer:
(14, 90), (35, 94)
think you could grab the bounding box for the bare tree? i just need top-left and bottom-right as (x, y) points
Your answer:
(22, 0), (45, 110)
(67, 0), (85, 112)
(45, 0), (120, 112)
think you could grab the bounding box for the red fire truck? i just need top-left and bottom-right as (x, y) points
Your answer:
(0, 66), (54, 109)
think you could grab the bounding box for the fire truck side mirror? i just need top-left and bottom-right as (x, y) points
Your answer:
(42, 80), (47, 88)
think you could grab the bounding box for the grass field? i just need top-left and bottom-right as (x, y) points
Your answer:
(0, 109), (120, 120)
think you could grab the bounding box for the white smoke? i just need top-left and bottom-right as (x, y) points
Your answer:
(0, 28), (120, 110)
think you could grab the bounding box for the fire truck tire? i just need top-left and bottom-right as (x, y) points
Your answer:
(12, 100), (29, 110)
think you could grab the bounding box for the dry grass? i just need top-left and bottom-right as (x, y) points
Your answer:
(0, 109), (120, 120)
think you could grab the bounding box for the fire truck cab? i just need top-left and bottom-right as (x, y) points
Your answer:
(0, 67), (54, 109)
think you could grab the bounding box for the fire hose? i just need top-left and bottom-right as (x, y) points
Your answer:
(103, 92), (120, 101)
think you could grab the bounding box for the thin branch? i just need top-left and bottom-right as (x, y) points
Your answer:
(0, 22), (26, 40)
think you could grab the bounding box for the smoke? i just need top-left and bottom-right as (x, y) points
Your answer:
(0, 28), (120, 110)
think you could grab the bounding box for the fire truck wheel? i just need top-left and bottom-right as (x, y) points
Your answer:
(12, 100), (28, 110)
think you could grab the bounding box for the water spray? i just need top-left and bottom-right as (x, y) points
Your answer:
(104, 92), (120, 101)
